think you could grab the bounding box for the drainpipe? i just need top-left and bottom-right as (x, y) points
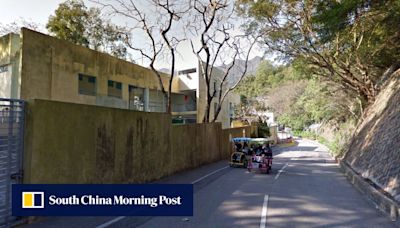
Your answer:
(144, 88), (149, 112)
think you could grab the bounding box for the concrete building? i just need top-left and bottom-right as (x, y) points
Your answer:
(0, 28), (176, 112)
(174, 62), (240, 128)
(0, 28), (238, 128)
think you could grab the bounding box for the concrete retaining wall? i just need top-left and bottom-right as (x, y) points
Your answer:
(340, 161), (400, 221)
(343, 76), (400, 201)
(23, 99), (252, 184)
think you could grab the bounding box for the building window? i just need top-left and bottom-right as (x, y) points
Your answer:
(178, 68), (196, 75)
(0, 65), (11, 98)
(229, 102), (234, 117)
(78, 74), (96, 96)
(0, 65), (8, 73)
(149, 89), (166, 113)
(108, 80), (122, 98)
(108, 80), (114, 87)
(129, 85), (145, 111)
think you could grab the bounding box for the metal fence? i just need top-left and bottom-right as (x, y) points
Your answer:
(0, 99), (25, 227)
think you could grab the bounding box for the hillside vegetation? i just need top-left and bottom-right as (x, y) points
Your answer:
(235, 0), (400, 157)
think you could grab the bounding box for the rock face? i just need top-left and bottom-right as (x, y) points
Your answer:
(344, 73), (400, 201)
(221, 56), (263, 86)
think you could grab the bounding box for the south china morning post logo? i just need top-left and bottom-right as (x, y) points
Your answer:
(12, 184), (193, 216)
(47, 194), (182, 207)
(22, 192), (44, 209)
(22, 193), (182, 208)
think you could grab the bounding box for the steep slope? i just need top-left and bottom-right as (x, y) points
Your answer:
(344, 73), (400, 201)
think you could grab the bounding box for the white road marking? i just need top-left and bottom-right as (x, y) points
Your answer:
(96, 216), (125, 228)
(274, 163), (289, 180)
(96, 165), (229, 228)
(191, 166), (229, 184)
(260, 194), (269, 228)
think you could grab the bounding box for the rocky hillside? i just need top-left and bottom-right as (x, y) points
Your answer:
(220, 56), (263, 86)
(343, 73), (400, 201)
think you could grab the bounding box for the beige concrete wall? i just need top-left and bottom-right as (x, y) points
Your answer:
(269, 125), (278, 144)
(170, 123), (223, 172)
(196, 62), (241, 128)
(24, 99), (171, 184)
(173, 69), (198, 91)
(19, 28), (173, 107)
(218, 92), (240, 129)
(221, 126), (253, 158)
(0, 33), (21, 98)
(11, 29), (239, 126)
(23, 99), (250, 184)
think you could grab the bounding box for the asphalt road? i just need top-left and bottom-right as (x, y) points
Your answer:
(26, 139), (395, 228)
(138, 139), (394, 228)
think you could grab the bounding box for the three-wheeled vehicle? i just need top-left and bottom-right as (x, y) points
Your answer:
(229, 137), (274, 174)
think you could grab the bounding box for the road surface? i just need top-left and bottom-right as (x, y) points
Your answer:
(138, 139), (394, 228)
(27, 139), (395, 228)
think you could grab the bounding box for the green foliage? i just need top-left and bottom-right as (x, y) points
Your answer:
(324, 120), (357, 158)
(236, 0), (397, 157)
(293, 119), (356, 158)
(236, 75), (259, 98)
(257, 122), (270, 138)
(235, 96), (268, 118)
(46, 0), (128, 59)
(313, 0), (364, 41)
(318, 136), (344, 158)
(236, 60), (308, 99)
(293, 130), (317, 140)
(297, 80), (333, 122)
(313, 0), (400, 73)
(278, 108), (312, 131)
(47, 0), (88, 46)
(237, 0), (400, 105)
(277, 79), (332, 130)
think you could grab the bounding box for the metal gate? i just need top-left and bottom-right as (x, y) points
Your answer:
(0, 99), (25, 227)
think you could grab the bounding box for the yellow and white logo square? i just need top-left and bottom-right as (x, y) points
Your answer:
(22, 192), (44, 209)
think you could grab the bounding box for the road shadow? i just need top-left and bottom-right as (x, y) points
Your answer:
(265, 157), (395, 227)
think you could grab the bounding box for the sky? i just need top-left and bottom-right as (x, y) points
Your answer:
(0, 0), (264, 70)
(0, 0), (65, 26)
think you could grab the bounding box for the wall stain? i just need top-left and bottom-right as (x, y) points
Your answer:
(125, 127), (134, 179)
(96, 124), (115, 182)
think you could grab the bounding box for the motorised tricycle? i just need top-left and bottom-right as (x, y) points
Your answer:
(229, 137), (274, 174)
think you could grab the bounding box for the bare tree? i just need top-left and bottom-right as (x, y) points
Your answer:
(0, 18), (42, 36)
(189, 0), (258, 123)
(92, 0), (188, 113)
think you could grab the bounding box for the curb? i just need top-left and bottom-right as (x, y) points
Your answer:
(277, 142), (296, 148)
(339, 161), (400, 224)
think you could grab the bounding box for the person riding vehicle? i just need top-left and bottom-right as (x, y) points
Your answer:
(230, 137), (274, 174)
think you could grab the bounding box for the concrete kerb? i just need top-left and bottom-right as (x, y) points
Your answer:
(339, 161), (400, 224)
